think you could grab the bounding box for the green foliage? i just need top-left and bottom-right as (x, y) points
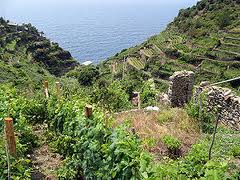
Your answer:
(77, 65), (100, 86)
(0, 86), (38, 179)
(162, 135), (181, 151)
(47, 96), (152, 179)
(231, 146), (240, 158)
(157, 109), (174, 124)
(218, 11), (231, 29)
(140, 79), (157, 107)
(92, 81), (132, 112)
(186, 94), (214, 133)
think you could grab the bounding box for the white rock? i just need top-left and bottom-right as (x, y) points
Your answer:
(82, 61), (93, 66)
(145, 106), (159, 111)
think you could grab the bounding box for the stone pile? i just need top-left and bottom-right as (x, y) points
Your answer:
(207, 86), (240, 130)
(168, 71), (195, 107)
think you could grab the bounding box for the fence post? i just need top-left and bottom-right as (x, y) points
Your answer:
(137, 92), (141, 110)
(112, 63), (116, 75)
(56, 82), (61, 97)
(85, 105), (93, 118)
(4, 118), (16, 156)
(44, 81), (49, 99)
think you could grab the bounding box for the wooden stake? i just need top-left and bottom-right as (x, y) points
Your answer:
(56, 82), (61, 97)
(137, 92), (141, 110)
(112, 63), (116, 75)
(44, 81), (49, 99)
(122, 56), (126, 79)
(4, 118), (16, 156)
(85, 105), (93, 118)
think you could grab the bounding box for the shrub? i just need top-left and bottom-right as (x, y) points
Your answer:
(162, 135), (181, 151)
(218, 11), (231, 29)
(186, 95), (214, 133)
(231, 146), (240, 157)
(141, 79), (157, 107)
(78, 65), (100, 86)
(92, 81), (132, 112)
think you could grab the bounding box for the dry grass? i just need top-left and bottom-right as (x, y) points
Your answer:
(114, 108), (201, 159)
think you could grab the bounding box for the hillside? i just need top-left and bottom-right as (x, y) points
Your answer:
(0, 0), (240, 179)
(102, 0), (240, 93)
(0, 18), (78, 89)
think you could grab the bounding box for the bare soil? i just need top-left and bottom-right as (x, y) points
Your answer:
(30, 124), (62, 180)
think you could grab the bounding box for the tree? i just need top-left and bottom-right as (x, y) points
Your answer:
(78, 65), (100, 86)
(218, 12), (231, 29)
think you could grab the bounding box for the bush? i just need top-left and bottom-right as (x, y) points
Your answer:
(92, 81), (132, 112)
(231, 146), (240, 157)
(47, 96), (152, 179)
(140, 79), (157, 107)
(218, 11), (231, 29)
(186, 95), (214, 133)
(162, 135), (181, 151)
(78, 65), (100, 86)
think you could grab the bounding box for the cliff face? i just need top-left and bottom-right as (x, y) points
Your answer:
(0, 18), (78, 77)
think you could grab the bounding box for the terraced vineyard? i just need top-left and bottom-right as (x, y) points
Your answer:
(127, 57), (145, 70)
(140, 48), (154, 58)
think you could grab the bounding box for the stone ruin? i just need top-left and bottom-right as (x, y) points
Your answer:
(206, 86), (240, 130)
(166, 70), (240, 130)
(168, 71), (195, 107)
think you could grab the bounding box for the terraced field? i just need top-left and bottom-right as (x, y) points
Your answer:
(127, 57), (145, 70)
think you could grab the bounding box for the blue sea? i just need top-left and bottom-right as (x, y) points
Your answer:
(1, 1), (197, 63)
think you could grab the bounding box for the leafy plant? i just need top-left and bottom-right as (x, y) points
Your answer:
(162, 135), (181, 151)
(231, 146), (240, 158)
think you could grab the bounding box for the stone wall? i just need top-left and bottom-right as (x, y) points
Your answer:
(206, 86), (240, 130)
(168, 71), (195, 107)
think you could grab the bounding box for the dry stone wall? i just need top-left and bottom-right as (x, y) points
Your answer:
(207, 86), (240, 130)
(168, 71), (195, 107)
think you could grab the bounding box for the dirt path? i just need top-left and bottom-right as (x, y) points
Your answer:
(30, 124), (62, 180)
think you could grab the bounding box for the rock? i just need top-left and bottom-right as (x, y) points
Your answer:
(145, 106), (160, 111)
(203, 86), (240, 130)
(82, 61), (93, 66)
(200, 81), (210, 87)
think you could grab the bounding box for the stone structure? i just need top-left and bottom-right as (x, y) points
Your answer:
(131, 92), (141, 109)
(168, 71), (195, 107)
(207, 86), (240, 130)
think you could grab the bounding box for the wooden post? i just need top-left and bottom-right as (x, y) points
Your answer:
(44, 81), (49, 99)
(122, 56), (126, 79)
(112, 63), (116, 75)
(137, 92), (141, 110)
(56, 82), (61, 97)
(85, 105), (93, 118)
(4, 118), (16, 156)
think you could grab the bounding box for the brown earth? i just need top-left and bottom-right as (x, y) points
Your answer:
(30, 124), (62, 180)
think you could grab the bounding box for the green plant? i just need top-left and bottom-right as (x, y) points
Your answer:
(157, 109), (174, 124)
(218, 11), (231, 29)
(162, 135), (181, 151)
(186, 94), (215, 133)
(231, 146), (240, 158)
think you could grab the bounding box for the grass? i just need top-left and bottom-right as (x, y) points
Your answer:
(114, 108), (201, 158)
